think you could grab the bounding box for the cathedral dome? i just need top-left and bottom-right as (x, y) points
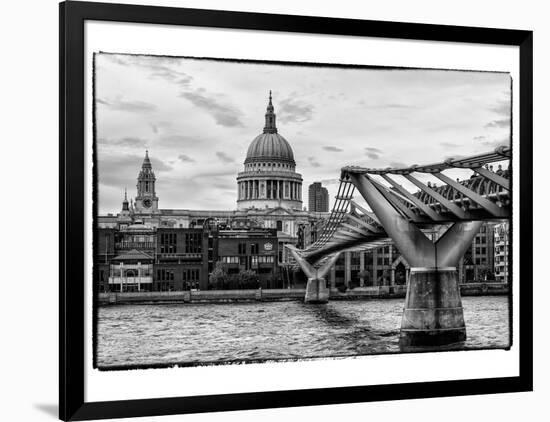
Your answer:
(245, 132), (295, 164)
(237, 92), (303, 211)
(244, 91), (295, 166)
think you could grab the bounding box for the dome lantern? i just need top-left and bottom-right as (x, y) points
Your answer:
(264, 90), (277, 134)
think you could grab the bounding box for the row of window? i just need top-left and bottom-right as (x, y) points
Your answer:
(157, 232), (203, 254)
(246, 162), (294, 170)
(156, 268), (200, 281)
(160, 233), (177, 245)
(475, 247), (487, 255)
(238, 243), (260, 254)
(115, 235), (155, 243)
(156, 281), (199, 291)
(220, 255), (275, 264)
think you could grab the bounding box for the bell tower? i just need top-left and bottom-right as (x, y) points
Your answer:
(135, 150), (159, 214)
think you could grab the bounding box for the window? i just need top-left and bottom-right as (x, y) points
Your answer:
(255, 255), (275, 264)
(157, 269), (175, 281)
(160, 232), (177, 254)
(276, 220), (283, 231)
(238, 243), (247, 254)
(185, 232), (202, 253)
(183, 268), (200, 290)
(250, 243), (259, 254)
(221, 256), (239, 264)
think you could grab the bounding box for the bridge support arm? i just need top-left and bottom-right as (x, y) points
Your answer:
(349, 173), (434, 267)
(287, 246), (340, 304)
(436, 221), (484, 267)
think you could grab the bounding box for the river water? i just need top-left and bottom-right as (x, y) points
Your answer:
(96, 296), (510, 369)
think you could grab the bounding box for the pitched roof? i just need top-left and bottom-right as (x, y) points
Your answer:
(112, 249), (153, 261)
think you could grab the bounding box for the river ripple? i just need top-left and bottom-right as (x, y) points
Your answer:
(96, 296), (510, 369)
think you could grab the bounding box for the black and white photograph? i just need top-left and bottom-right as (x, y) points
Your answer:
(3, 0), (543, 421)
(93, 52), (513, 370)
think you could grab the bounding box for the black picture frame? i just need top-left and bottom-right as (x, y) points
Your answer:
(59, 1), (533, 420)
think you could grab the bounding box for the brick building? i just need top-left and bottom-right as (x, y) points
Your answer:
(95, 224), (279, 292)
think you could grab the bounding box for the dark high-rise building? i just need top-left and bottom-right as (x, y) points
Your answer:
(308, 182), (329, 212)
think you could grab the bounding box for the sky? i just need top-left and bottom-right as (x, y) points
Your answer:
(94, 53), (511, 214)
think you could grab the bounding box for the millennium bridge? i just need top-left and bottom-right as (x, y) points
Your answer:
(286, 146), (511, 348)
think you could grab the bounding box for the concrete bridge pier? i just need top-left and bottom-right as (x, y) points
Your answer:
(287, 247), (340, 304)
(305, 277), (330, 304)
(400, 266), (465, 348)
(350, 173), (482, 348)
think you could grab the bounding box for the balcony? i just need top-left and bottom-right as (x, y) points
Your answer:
(115, 242), (155, 250)
(108, 276), (153, 284)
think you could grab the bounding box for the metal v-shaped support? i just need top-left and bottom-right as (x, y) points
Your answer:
(349, 173), (481, 268)
(287, 246), (341, 303)
(287, 246), (340, 280)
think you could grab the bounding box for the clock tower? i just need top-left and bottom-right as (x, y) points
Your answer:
(135, 150), (159, 214)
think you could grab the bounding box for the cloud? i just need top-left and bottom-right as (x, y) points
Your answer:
(149, 157), (173, 172)
(191, 169), (237, 180)
(473, 135), (486, 141)
(322, 146), (343, 152)
(96, 97), (157, 113)
(97, 152), (172, 189)
(101, 54), (128, 66)
(180, 90), (244, 127)
(485, 118), (510, 129)
(149, 121), (171, 134)
(178, 154), (195, 163)
(490, 98), (511, 116)
(480, 137), (511, 149)
(389, 161), (407, 168)
(319, 178), (340, 185)
(148, 66), (193, 88)
(360, 102), (415, 109)
(98, 137), (149, 148)
(439, 141), (459, 148)
(211, 179), (236, 190)
(216, 151), (236, 163)
(158, 134), (200, 148)
(308, 157), (321, 167)
(277, 98), (314, 123)
(105, 53), (193, 83)
(364, 147), (382, 160)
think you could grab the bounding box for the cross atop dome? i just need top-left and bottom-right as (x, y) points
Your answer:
(264, 90), (277, 134)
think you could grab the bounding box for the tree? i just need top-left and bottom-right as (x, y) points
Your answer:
(238, 269), (259, 289)
(477, 265), (494, 282)
(209, 261), (228, 289)
(357, 270), (370, 285)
